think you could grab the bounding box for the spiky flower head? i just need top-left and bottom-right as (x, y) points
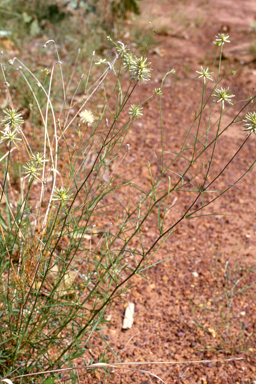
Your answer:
(155, 88), (163, 95)
(52, 187), (73, 206)
(213, 33), (230, 47)
(31, 152), (48, 166)
(0, 126), (21, 147)
(196, 66), (213, 83)
(129, 105), (143, 119)
(1, 108), (24, 129)
(95, 58), (107, 65)
(129, 57), (152, 83)
(243, 112), (256, 135)
(41, 68), (50, 76)
(23, 160), (43, 181)
(111, 41), (134, 71)
(80, 109), (94, 126)
(213, 87), (235, 107)
(123, 52), (135, 71)
(116, 41), (128, 57)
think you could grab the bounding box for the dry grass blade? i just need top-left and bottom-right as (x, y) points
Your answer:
(8, 357), (243, 381)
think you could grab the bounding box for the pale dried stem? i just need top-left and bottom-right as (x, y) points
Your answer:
(61, 54), (118, 138)
(7, 357), (243, 381)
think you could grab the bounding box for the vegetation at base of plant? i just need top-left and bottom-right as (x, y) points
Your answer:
(249, 39), (256, 59)
(190, 246), (256, 355)
(0, 31), (255, 382)
(0, 0), (142, 48)
(0, 356), (244, 384)
(110, 0), (141, 21)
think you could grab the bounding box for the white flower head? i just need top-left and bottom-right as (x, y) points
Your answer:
(155, 88), (163, 95)
(129, 105), (143, 119)
(213, 33), (230, 46)
(243, 112), (256, 135)
(116, 41), (128, 57)
(123, 52), (134, 71)
(42, 68), (50, 76)
(1, 108), (24, 129)
(129, 57), (152, 83)
(0, 126), (21, 147)
(80, 109), (94, 126)
(52, 187), (73, 206)
(23, 160), (42, 181)
(213, 87), (235, 107)
(95, 58), (107, 65)
(196, 66), (213, 83)
(31, 152), (48, 166)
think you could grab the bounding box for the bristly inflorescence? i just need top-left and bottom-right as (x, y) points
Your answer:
(196, 66), (213, 83)
(129, 105), (143, 119)
(213, 33), (230, 47)
(154, 88), (163, 95)
(1, 108), (24, 129)
(52, 187), (73, 206)
(129, 56), (152, 83)
(23, 160), (43, 181)
(213, 87), (235, 107)
(23, 153), (48, 181)
(0, 127), (22, 147)
(0, 108), (24, 147)
(123, 52), (135, 72)
(243, 112), (256, 135)
(122, 50), (152, 82)
(80, 109), (94, 126)
(108, 38), (152, 83)
(95, 58), (107, 65)
(31, 152), (48, 166)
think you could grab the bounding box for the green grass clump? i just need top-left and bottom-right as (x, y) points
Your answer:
(0, 0), (142, 56)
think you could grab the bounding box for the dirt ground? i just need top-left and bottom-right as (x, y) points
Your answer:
(78, 0), (256, 383)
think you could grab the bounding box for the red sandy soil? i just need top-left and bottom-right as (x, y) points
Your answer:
(78, 0), (256, 383)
